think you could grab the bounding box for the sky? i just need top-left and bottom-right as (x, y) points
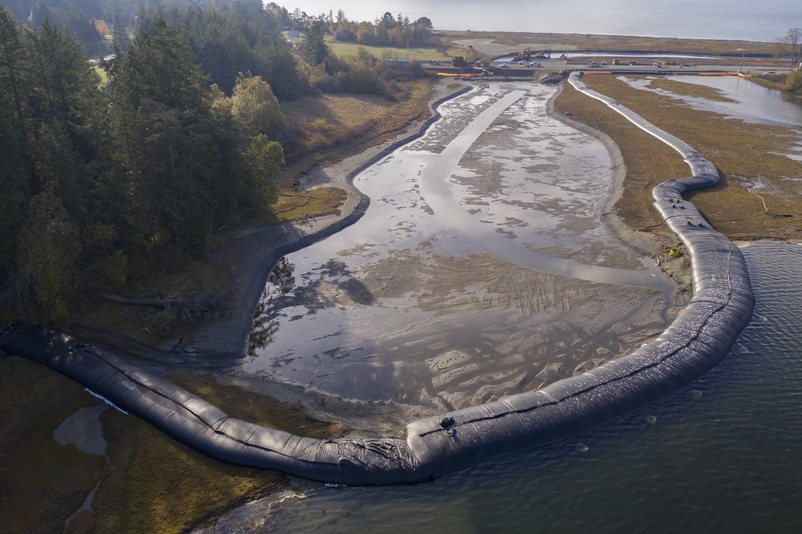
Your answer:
(278, 0), (802, 42)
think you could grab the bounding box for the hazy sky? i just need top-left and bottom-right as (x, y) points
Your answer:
(279, 0), (802, 41)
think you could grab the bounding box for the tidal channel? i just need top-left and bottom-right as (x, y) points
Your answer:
(242, 81), (674, 412)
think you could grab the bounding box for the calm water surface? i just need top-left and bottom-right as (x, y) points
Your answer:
(622, 75), (802, 128)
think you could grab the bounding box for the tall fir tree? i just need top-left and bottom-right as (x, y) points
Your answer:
(0, 8), (31, 275)
(301, 19), (329, 66)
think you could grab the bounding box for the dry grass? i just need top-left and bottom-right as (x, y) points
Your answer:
(555, 75), (802, 240)
(282, 93), (394, 146)
(327, 41), (459, 61)
(93, 371), (344, 534)
(440, 30), (780, 57)
(0, 357), (343, 534)
(279, 79), (434, 179)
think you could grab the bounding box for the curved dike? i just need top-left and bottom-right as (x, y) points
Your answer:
(0, 74), (754, 485)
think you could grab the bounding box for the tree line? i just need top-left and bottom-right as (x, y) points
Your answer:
(325, 10), (435, 47)
(0, 2), (431, 325)
(774, 28), (802, 94)
(262, 4), (435, 47)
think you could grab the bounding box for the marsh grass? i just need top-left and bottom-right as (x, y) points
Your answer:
(645, 77), (738, 102)
(266, 187), (349, 223)
(442, 31), (779, 57)
(93, 371), (343, 534)
(555, 75), (802, 240)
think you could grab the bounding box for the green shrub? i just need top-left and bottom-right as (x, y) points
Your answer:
(786, 69), (802, 93)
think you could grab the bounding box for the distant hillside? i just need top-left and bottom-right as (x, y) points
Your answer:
(0, 0), (232, 55)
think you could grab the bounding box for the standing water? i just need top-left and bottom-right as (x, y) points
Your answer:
(621, 75), (802, 128)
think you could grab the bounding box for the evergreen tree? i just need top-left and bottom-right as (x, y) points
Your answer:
(27, 20), (110, 219)
(114, 17), (280, 259)
(111, 14), (130, 55)
(114, 18), (215, 255)
(0, 3), (289, 323)
(190, 9), (254, 94)
(116, 17), (210, 111)
(0, 9), (30, 276)
(301, 19), (328, 66)
(254, 32), (301, 99)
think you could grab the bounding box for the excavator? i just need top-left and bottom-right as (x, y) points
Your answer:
(515, 47), (552, 61)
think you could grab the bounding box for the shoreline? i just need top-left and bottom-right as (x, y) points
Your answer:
(548, 84), (694, 303)
(185, 80), (471, 359)
(177, 78), (693, 435)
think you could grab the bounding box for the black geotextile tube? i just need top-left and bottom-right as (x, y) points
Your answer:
(0, 74), (754, 485)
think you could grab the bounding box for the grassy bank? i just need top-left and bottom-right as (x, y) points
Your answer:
(554, 74), (802, 241)
(440, 30), (779, 57)
(326, 40), (460, 61)
(0, 356), (343, 534)
(279, 78), (435, 176)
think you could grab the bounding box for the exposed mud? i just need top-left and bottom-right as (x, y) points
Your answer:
(228, 80), (688, 436)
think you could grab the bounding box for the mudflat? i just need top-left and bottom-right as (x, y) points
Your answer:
(196, 80), (689, 434)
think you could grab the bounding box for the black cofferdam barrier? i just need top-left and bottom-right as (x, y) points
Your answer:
(0, 74), (754, 485)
